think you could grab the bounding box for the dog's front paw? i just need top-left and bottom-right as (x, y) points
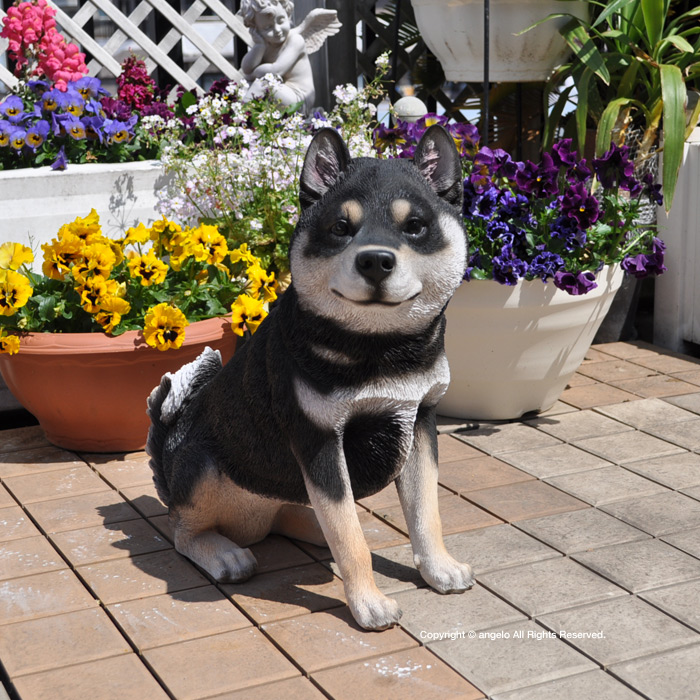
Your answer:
(349, 592), (403, 631)
(216, 546), (258, 583)
(416, 554), (475, 594)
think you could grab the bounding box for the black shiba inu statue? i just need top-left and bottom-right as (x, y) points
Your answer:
(147, 125), (474, 630)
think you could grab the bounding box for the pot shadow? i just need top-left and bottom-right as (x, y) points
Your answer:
(97, 497), (408, 615)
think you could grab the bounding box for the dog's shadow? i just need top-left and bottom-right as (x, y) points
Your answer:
(98, 497), (419, 614)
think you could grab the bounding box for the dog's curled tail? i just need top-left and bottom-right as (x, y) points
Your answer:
(146, 346), (223, 506)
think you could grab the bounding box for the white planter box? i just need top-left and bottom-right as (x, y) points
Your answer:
(410, 0), (588, 82)
(0, 160), (168, 264)
(440, 265), (623, 420)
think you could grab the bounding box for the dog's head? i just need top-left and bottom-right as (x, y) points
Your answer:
(290, 125), (467, 335)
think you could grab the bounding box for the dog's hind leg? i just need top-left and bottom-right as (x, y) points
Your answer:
(272, 504), (327, 546)
(169, 468), (282, 583)
(395, 407), (475, 594)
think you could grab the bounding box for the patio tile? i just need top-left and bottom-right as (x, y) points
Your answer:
(600, 491), (700, 536)
(358, 511), (411, 549)
(640, 580), (700, 632)
(621, 452), (700, 490)
(50, 519), (171, 566)
(78, 549), (210, 604)
(0, 444), (85, 478)
(374, 494), (501, 536)
(525, 409), (632, 442)
(437, 433), (484, 462)
(149, 514), (174, 542)
(664, 392), (700, 414)
(0, 607), (130, 677)
(247, 534), (315, 574)
(221, 562), (346, 624)
(359, 543), (426, 595)
(0, 569), (97, 625)
(2, 465), (109, 503)
(611, 374), (700, 398)
(12, 653), (170, 700)
(595, 397), (699, 429)
(544, 466), (668, 506)
(214, 676), (328, 700)
(121, 487), (168, 517)
(89, 458), (154, 489)
(514, 508), (649, 554)
(582, 347), (615, 363)
(673, 369), (700, 386)
(24, 490), (140, 533)
(464, 480), (588, 522)
(559, 382), (638, 409)
(572, 539), (700, 593)
(261, 607), (417, 673)
(565, 372), (596, 387)
(632, 353), (700, 374)
(683, 485), (700, 501)
(428, 620), (596, 697)
(437, 456), (534, 493)
(610, 644), (700, 700)
(643, 419), (700, 451)
(538, 596), (700, 665)
(143, 628), (299, 699)
(662, 528), (700, 559)
(591, 340), (660, 360)
(576, 359), (656, 383)
(0, 535), (67, 580)
(499, 444), (611, 479)
(441, 524), (561, 575)
(454, 423), (561, 455)
(490, 669), (641, 700)
(0, 483), (14, 508)
(479, 557), (627, 616)
(312, 646), (485, 700)
(0, 426), (51, 455)
(108, 586), (252, 650)
(572, 431), (684, 464)
(0, 505), (42, 542)
(393, 583), (526, 639)
(357, 483), (402, 511)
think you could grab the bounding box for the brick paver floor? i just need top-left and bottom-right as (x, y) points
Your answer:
(1, 340), (700, 699)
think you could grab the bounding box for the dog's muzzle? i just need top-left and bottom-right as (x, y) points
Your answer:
(355, 249), (395, 284)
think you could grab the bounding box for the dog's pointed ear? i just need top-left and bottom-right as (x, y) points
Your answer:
(299, 128), (351, 210)
(413, 124), (463, 209)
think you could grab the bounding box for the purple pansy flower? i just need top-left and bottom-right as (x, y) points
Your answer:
(592, 143), (635, 189)
(51, 146), (68, 170)
(492, 244), (529, 285)
(25, 120), (50, 150)
(560, 181), (600, 229)
(529, 251), (565, 281)
(549, 215), (586, 251)
(448, 122), (480, 156)
(515, 153), (559, 197)
(551, 138), (578, 168)
(0, 95), (25, 123)
(0, 119), (12, 147)
(621, 238), (667, 278)
(642, 173), (663, 206)
(553, 270), (598, 295)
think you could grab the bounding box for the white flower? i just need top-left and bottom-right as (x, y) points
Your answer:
(250, 219), (263, 231)
(375, 52), (391, 70)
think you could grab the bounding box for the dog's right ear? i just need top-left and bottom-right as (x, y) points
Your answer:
(299, 128), (351, 210)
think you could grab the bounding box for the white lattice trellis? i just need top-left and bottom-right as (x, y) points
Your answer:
(0, 0), (252, 94)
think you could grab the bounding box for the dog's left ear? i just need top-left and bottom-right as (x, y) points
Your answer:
(413, 125), (463, 209)
(299, 128), (351, 210)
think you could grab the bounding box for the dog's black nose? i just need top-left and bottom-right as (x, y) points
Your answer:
(355, 249), (396, 284)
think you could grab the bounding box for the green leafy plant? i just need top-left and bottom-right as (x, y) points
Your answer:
(531, 0), (700, 211)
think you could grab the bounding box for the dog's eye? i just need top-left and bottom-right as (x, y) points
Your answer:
(404, 217), (426, 236)
(330, 220), (350, 236)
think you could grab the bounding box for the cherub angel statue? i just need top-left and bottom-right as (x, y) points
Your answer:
(238, 0), (341, 113)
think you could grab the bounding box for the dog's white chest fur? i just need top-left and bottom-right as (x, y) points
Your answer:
(293, 352), (450, 433)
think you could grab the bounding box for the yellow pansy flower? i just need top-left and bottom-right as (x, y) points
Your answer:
(95, 296), (131, 334)
(123, 223), (151, 245)
(62, 209), (102, 243)
(127, 250), (169, 286)
(73, 243), (117, 280)
(0, 331), (20, 355)
(149, 217), (182, 253)
(143, 303), (189, 351)
(229, 243), (258, 266)
(189, 224), (228, 265)
(230, 293), (267, 336)
(75, 274), (119, 313)
(246, 263), (278, 303)
(0, 269), (33, 316)
(0, 242), (34, 271)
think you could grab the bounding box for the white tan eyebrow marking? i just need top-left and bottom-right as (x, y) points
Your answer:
(391, 199), (412, 225)
(340, 200), (364, 227)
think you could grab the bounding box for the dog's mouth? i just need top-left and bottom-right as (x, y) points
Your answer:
(331, 289), (420, 307)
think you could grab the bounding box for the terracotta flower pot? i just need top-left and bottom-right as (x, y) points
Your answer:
(0, 317), (236, 452)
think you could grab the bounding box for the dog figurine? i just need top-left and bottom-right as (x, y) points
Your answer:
(147, 124), (474, 630)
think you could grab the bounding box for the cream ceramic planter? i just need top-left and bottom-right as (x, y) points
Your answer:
(410, 0), (588, 82)
(439, 265), (624, 420)
(0, 160), (168, 266)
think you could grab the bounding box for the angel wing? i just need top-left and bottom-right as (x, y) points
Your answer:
(294, 8), (342, 54)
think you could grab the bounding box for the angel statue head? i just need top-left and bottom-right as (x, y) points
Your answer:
(238, 0), (341, 113)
